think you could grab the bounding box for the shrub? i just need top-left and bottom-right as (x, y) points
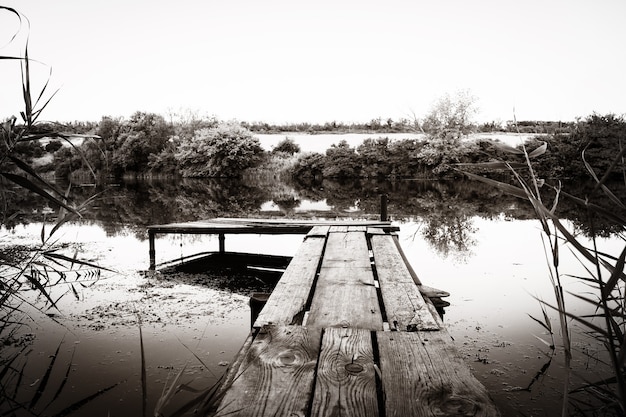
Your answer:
(175, 121), (264, 177)
(357, 138), (391, 178)
(289, 152), (325, 179)
(272, 137), (301, 155)
(323, 140), (361, 178)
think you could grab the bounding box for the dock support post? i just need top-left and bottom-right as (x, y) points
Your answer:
(249, 292), (269, 328)
(380, 194), (388, 221)
(149, 230), (156, 270)
(219, 233), (225, 253)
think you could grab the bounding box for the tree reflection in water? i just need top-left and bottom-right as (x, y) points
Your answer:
(3, 176), (624, 262)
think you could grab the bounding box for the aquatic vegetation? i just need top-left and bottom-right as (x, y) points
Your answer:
(0, 6), (116, 415)
(458, 116), (626, 416)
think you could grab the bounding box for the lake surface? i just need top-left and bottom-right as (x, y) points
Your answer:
(1, 175), (621, 416)
(253, 131), (536, 153)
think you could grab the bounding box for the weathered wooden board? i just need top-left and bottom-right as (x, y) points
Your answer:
(367, 227), (389, 235)
(376, 331), (500, 417)
(306, 232), (383, 330)
(328, 225), (367, 233)
(306, 225), (330, 238)
(311, 327), (379, 417)
(215, 326), (321, 417)
(253, 235), (325, 328)
(370, 234), (440, 331)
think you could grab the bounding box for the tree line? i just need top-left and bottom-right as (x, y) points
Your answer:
(7, 93), (626, 184)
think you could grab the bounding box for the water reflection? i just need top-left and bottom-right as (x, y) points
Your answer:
(3, 176), (624, 264)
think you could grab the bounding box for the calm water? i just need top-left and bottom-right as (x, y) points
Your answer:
(1, 176), (622, 416)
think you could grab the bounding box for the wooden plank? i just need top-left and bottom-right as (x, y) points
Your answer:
(367, 227), (388, 235)
(215, 326), (321, 417)
(370, 234), (440, 331)
(148, 219), (399, 235)
(376, 331), (500, 417)
(346, 225), (367, 232)
(307, 225), (330, 238)
(307, 232), (383, 330)
(311, 327), (379, 417)
(253, 236), (325, 328)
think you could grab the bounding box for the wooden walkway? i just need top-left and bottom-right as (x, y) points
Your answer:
(208, 224), (499, 417)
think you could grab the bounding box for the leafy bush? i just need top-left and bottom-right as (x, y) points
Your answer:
(357, 138), (391, 178)
(388, 139), (425, 178)
(516, 114), (626, 181)
(323, 140), (361, 178)
(175, 121), (264, 177)
(272, 137), (301, 155)
(44, 140), (63, 153)
(289, 152), (325, 180)
(110, 112), (173, 175)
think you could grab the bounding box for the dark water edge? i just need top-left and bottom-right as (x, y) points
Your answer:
(1, 177), (624, 416)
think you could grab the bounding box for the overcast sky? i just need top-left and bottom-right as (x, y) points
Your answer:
(1, 0), (624, 124)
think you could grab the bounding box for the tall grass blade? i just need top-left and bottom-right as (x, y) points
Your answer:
(55, 134), (98, 181)
(528, 313), (552, 333)
(455, 161), (527, 170)
(0, 172), (79, 215)
(70, 283), (79, 300)
(581, 147), (626, 209)
(49, 381), (121, 417)
(8, 156), (67, 199)
(589, 142), (626, 195)
(29, 340), (62, 409)
(560, 190), (626, 226)
(154, 366), (187, 417)
(0, 6), (23, 48)
(43, 346), (76, 410)
(30, 69), (58, 125)
(528, 142), (547, 158)
(12, 354), (29, 399)
(602, 244), (626, 299)
(458, 170), (529, 199)
(177, 338), (217, 378)
(138, 321), (147, 417)
(43, 251), (115, 273)
(539, 297), (608, 336)
(24, 273), (59, 311)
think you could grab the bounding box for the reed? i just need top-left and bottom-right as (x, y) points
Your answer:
(458, 126), (626, 415)
(1, 6), (117, 415)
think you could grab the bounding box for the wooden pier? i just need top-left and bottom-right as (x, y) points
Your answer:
(147, 219), (499, 416)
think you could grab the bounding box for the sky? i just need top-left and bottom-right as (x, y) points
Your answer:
(0, 0), (625, 125)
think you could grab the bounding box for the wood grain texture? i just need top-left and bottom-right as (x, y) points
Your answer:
(311, 327), (379, 417)
(370, 234), (440, 331)
(215, 326), (321, 417)
(307, 232), (383, 330)
(376, 331), (500, 417)
(254, 236), (325, 328)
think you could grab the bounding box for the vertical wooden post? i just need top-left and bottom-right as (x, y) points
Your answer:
(148, 230), (156, 270)
(380, 194), (388, 221)
(249, 292), (269, 328)
(219, 233), (225, 253)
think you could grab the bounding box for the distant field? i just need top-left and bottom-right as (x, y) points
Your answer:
(254, 132), (540, 153)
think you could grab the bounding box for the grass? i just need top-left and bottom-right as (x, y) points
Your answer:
(458, 126), (626, 416)
(0, 6), (121, 415)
